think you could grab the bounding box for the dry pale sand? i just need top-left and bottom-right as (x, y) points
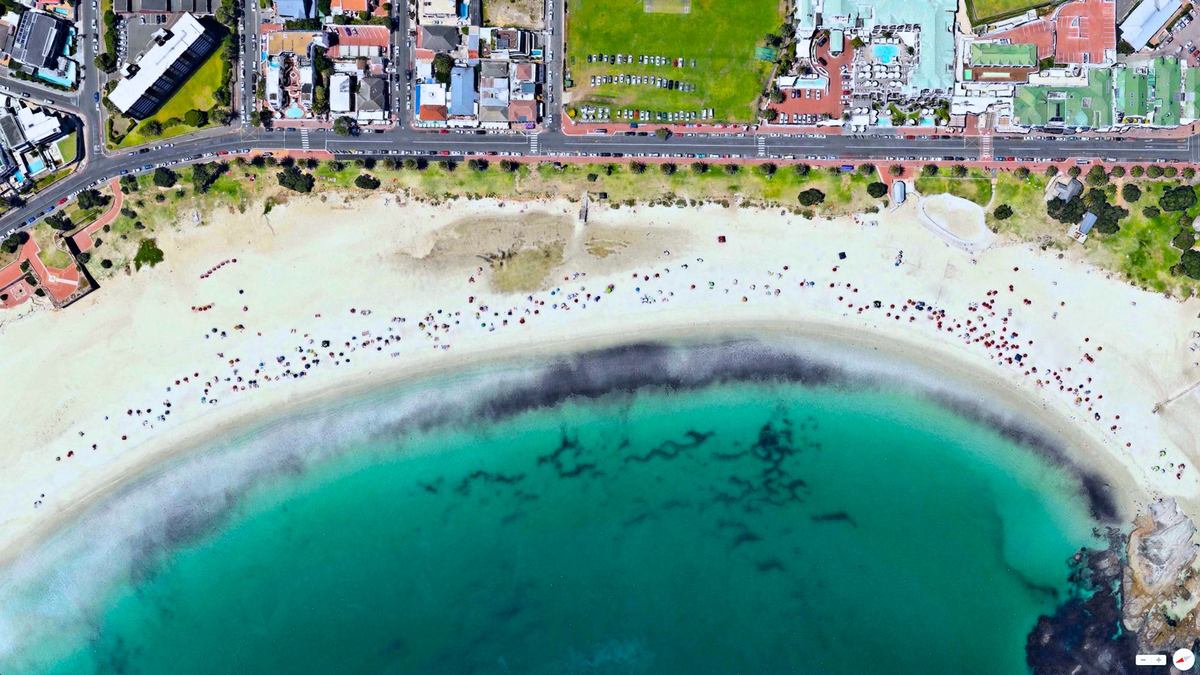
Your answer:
(2, 191), (1199, 563)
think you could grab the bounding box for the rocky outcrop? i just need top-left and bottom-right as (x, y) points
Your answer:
(1027, 535), (1139, 675)
(1123, 498), (1200, 651)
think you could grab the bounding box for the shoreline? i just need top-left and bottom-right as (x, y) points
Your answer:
(0, 192), (1193, 568)
(0, 317), (1144, 571)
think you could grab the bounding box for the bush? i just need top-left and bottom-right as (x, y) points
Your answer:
(660, 162), (677, 175)
(630, 161), (647, 174)
(951, 164), (968, 178)
(857, 163), (875, 176)
(888, 165), (903, 177)
(1121, 183), (1142, 203)
(467, 158), (489, 172)
(1143, 205), (1161, 219)
(1130, 165), (1145, 178)
(183, 109), (208, 127)
(866, 182), (887, 199)
(354, 173), (380, 190)
(191, 162), (226, 193)
(690, 162), (708, 174)
(1181, 249), (1200, 279)
(724, 163), (739, 175)
(1067, 166), (1081, 177)
(921, 164), (938, 177)
(757, 162), (777, 177)
(1166, 167), (1179, 178)
(152, 167), (177, 188)
(1014, 167), (1030, 179)
(46, 213), (72, 230)
(276, 165), (315, 193)
(1173, 228), (1197, 251)
(795, 164), (810, 177)
(655, 128), (672, 140)
(1186, 168), (1197, 180)
(133, 238), (164, 270)
(433, 53), (454, 84)
(1147, 165), (1164, 178)
(1110, 166), (1126, 178)
(141, 119), (163, 137)
(1044, 166), (1059, 177)
(798, 188), (825, 206)
(994, 204), (1014, 220)
(1160, 185), (1197, 212)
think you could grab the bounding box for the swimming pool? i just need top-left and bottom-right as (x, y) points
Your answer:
(873, 44), (900, 65)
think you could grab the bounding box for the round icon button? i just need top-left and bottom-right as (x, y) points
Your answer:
(1174, 648), (1195, 671)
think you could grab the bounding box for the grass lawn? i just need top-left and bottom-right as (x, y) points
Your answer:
(1086, 181), (1200, 296)
(565, 0), (784, 122)
(988, 171), (1049, 236)
(915, 170), (994, 206)
(56, 132), (78, 165)
(965, 0), (1053, 25)
(118, 50), (224, 149)
(30, 221), (74, 268)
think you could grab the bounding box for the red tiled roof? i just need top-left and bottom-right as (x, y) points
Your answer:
(331, 25), (389, 47)
(420, 105), (448, 121)
(507, 99), (537, 122)
(333, 0), (368, 12)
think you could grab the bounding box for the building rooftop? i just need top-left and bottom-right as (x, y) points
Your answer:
(420, 25), (460, 52)
(449, 65), (477, 116)
(1120, 0), (1181, 52)
(330, 72), (353, 113)
(107, 13), (220, 119)
(1151, 56), (1181, 126)
(1052, 0), (1116, 65)
(970, 42), (1038, 67)
(1014, 68), (1113, 128)
(5, 10), (67, 69)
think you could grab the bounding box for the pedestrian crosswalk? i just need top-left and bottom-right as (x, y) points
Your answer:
(979, 134), (993, 161)
(529, 133), (540, 154)
(300, 129), (311, 151)
(756, 135), (766, 157)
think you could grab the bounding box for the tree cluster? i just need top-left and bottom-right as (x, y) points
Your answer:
(277, 165), (315, 193)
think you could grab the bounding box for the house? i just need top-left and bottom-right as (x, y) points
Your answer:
(355, 75), (388, 120)
(1070, 211), (1098, 242)
(417, 82), (448, 121)
(330, 72), (353, 114)
(507, 98), (536, 124)
(4, 10), (68, 69)
(330, 0), (368, 14)
(1120, 0), (1182, 52)
(275, 0), (316, 19)
(420, 25), (460, 53)
(1054, 177), (1083, 201)
(449, 65), (477, 116)
(107, 13), (221, 120)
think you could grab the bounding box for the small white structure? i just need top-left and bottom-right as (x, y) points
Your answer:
(891, 180), (907, 205)
(329, 72), (353, 114)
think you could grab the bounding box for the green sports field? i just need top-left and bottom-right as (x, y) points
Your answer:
(965, 0), (1053, 25)
(565, 0), (784, 123)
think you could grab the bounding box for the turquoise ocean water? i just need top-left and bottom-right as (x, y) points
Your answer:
(4, 344), (1105, 674)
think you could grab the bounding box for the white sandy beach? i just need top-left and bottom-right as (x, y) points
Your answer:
(2, 190), (1199, 563)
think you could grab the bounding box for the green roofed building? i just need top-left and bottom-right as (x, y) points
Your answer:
(1151, 56), (1182, 127)
(1116, 68), (1150, 120)
(1185, 68), (1200, 120)
(969, 43), (1037, 68)
(1013, 69), (1113, 129)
